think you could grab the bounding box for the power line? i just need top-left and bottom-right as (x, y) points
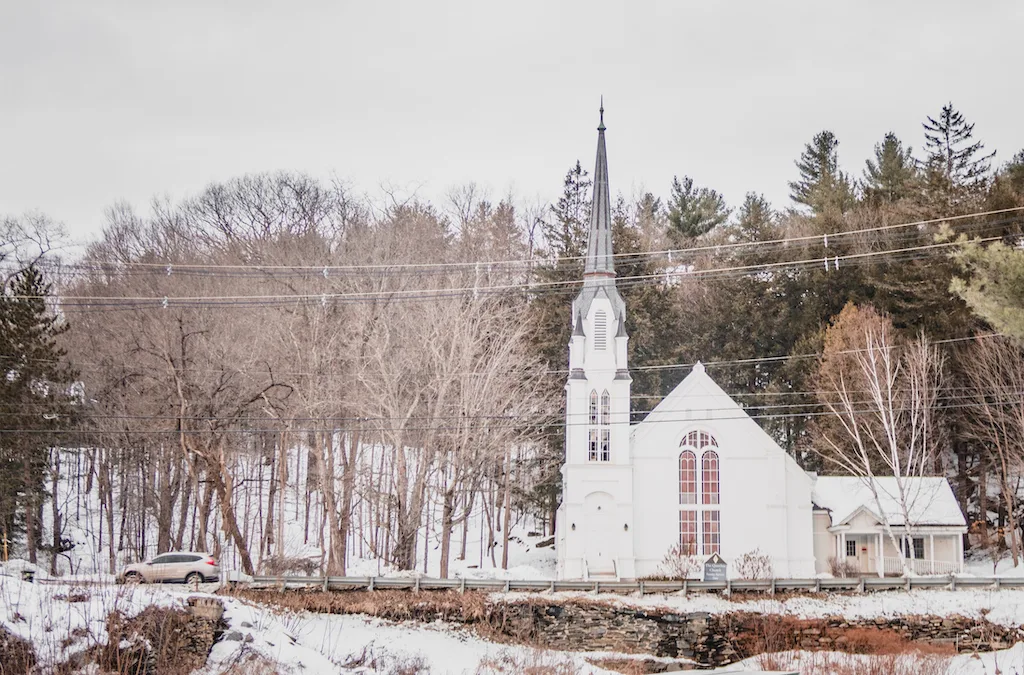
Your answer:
(31, 205), (1024, 275)
(3, 395), (1022, 435)
(19, 235), (1003, 306)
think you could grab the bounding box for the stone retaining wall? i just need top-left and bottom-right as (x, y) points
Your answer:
(236, 590), (1024, 669)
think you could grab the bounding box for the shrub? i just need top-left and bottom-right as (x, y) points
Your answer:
(260, 555), (320, 576)
(0, 625), (36, 674)
(734, 548), (773, 580)
(658, 543), (701, 579)
(828, 555), (861, 578)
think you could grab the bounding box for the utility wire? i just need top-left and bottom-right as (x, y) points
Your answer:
(31, 205), (1024, 274)
(18, 236), (1002, 306)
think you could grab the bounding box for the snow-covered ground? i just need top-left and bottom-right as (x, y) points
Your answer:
(0, 573), (668, 674)
(9, 570), (1024, 673)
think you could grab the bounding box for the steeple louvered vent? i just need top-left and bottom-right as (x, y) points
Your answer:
(594, 310), (608, 350)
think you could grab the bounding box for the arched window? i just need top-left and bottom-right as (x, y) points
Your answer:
(600, 390), (611, 425)
(593, 310), (608, 350)
(589, 390), (598, 425)
(679, 450), (696, 504)
(702, 450), (720, 505)
(679, 430), (722, 555)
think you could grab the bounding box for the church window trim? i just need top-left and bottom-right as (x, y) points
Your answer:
(679, 511), (697, 555)
(679, 450), (696, 504)
(702, 450), (720, 505)
(588, 389), (611, 462)
(679, 430), (721, 554)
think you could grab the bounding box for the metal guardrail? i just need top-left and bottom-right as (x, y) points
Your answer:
(243, 574), (1024, 594)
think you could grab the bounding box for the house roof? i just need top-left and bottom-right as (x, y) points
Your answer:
(812, 476), (966, 527)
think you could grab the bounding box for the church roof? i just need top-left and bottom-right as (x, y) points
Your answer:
(572, 102), (626, 325)
(812, 476), (966, 528)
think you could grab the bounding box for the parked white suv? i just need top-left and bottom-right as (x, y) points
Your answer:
(120, 552), (220, 584)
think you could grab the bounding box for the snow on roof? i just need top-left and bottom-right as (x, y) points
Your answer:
(812, 476), (966, 528)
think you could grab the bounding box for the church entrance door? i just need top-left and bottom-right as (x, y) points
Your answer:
(584, 491), (616, 576)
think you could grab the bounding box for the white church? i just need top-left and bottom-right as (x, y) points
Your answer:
(554, 109), (967, 581)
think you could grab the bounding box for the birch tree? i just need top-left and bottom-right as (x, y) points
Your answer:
(814, 304), (945, 574)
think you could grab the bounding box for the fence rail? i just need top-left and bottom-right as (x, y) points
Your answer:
(242, 574), (1024, 594)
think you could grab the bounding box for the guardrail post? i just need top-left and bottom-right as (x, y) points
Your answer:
(725, 580), (732, 597)
(460, 578), (466, 594)
(550, 580), (555, 593)
(905, 576), (911, 592)
(949, 576), (956, 591)
(368, 576), (375, 592)
(593, 581), (599, 594)
(770, 578), (776, 596)
(414, 576), (421, 593)
(322, 576), (329, 592)
(504, 579), (510, 593)
(682, 580), (688, 596)
(995, 578), (1002, 591)
(815, 578), (821, 593)
(639, 580), (645, 596)
(858, 576), (865, 593)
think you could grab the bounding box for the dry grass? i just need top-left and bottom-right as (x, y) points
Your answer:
(758, 651), (953, 675)
(475, 648), (582, 674)
(719, 612), (958, 661)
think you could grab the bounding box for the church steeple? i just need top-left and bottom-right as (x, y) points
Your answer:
(584, 99), (613, 278)
(573, 102), (626, 326)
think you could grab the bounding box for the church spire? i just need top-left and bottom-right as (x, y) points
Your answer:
(584, 100), (613, 277)
(572, 101), (626, 327)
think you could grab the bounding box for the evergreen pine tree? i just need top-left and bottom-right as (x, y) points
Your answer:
(0, 266), (77, 560)
(735, 192), (775, 241)
(922, 103), (995, 207)
(666, 175), (730, 242)
(862, 132), (918, 204)
(543, 161), (591, 260)
(789, 131), (855, 214)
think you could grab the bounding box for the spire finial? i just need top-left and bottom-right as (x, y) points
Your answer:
(598, 96), (605, 131)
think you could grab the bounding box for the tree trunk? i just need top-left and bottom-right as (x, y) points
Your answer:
(439, 488), (455, 578)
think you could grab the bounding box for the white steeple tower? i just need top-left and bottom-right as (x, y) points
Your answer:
(556, 102), (636, 580)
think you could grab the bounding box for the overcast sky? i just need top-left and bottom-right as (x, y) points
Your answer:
(2, 0), (1022, 243)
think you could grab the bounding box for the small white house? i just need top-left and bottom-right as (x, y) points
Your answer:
(554, 110), (966, 580)
(812, 477), (967, 576)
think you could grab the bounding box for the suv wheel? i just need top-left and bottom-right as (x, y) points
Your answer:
(124, 572), (142, 584)
(185, 572), (203, 586)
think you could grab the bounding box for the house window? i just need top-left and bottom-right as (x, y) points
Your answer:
(900, 537), (925, 559)
(679, 450), (697, 504)
(679, 511), (697, 554)
(702, 511), (721, 555)
(600, 390), (610, 425)
(589, 390), (598, 425)
(846, 539), (857, 557)
(702, 450), (720, 505)
(594, 310), (607, 350)
(588, 429), (599, 461)
(599, 429), (610, 462)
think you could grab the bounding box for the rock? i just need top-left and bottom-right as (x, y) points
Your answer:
(223, 631), (244, 642)
(240, 621), (254, 628)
